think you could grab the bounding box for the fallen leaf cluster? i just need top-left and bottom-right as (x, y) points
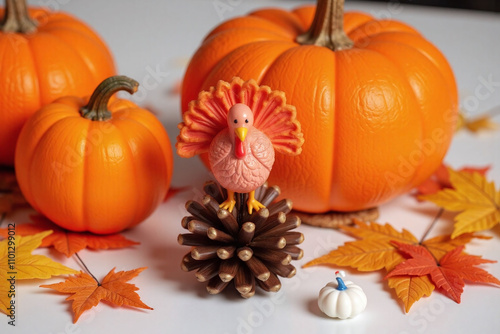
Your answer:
(0, 215), (139, 257)
(304, 219), (499, 311)
(305, 167), (500, 311)
(0, 231), (77, 314)
(0, 215), (149, 322)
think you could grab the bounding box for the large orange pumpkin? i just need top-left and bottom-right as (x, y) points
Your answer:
(181, 0), (458, 213)
(15, 76), (173, 234)
(0, 0), (115, 166)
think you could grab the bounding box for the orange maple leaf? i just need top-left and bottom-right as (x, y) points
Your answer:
(0, 215), (139, 257)
(386, 242), (500, 303)
(416, 164), (490, 197)
(41, 267), (153, 323)
(303, 220), (419, 271)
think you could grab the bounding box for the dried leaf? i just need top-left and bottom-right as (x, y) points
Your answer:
(0, 231), (78, 314)
(456, 109), (499, 133)
(0, 215), (139, 257)
(420, 169), (500, 238)
(41, 267), (153, 323)
(386, 242), (500, 303)
(416, 163), (490, 197)
(303, 220), (418, 271)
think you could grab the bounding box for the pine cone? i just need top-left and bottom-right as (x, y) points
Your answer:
(178, 181), (304, 298)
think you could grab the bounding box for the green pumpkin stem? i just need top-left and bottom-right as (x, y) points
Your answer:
(81, 76), (139, 122)
(296, 0), (353, 51)
(0, 0), (38, 33)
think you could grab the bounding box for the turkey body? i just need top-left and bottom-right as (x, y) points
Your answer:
(209, 127), (275, 193)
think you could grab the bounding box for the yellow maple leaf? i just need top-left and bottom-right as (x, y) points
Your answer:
(0, 230), (78, 315)
(456, 110), (498, 133)
(420, 169), (500, 238)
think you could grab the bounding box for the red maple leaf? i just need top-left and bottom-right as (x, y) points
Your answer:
(0, 215), (139, 257)
(416, 164), (490, 196)
(386, 241), (500, 303)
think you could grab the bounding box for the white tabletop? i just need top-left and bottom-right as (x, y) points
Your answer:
(4, 1), (500, 333)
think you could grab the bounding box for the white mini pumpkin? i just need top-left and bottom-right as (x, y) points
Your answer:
(318, 271), (367, 319)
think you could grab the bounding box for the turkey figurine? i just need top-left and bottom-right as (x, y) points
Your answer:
(177, 77), (304, 214)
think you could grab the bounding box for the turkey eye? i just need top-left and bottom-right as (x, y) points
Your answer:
(234, 119), (237, 124)
(245, 119), (249, 123)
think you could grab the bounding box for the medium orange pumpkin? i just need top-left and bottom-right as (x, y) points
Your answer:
(0, 0), (116, 166)
(181, 0), (458, 213)
(15, 76), (173, 234)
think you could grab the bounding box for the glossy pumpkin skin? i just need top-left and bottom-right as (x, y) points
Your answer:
(15, 87), (173, 234)
(181, 5), (458, 213)
(0, 6), (116, 165)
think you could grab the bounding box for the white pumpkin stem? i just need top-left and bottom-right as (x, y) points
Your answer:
(335, 270), (347, 290)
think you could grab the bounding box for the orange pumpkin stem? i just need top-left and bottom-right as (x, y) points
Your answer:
(81, 76), (139, 121)
(0, 0), (37, 33)
(296, 0), (353, 51)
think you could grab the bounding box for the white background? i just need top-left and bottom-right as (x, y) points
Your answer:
(2, 1), (500, 333)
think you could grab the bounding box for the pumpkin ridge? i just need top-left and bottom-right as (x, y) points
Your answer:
(39, 13), (115, 59)
(41, 29), (96, 84)
(343, 12), (374, 34)
(80, 118), (92, 232)
(23, 35), (43, 108)
(348, 19), (420, 45)
(182, 28), (292, 110)
(41, 23), (111, 55)
(365, 37), (456, 189)
(26, 115), (70, 213)
(205, 40), (297, 86)
(369, 31), (457, 103)
(120, 111), (173, 205)
(205, 16), (295, 41)
(249, 8), (304, 35)
(363, 40), (429, 192)
(330, 47), (339, 209)
(117, 121), (141, 229)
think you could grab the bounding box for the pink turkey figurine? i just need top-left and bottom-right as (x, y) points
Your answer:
(177, 77), (304, 214)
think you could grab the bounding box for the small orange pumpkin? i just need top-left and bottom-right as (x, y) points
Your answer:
(0, 0), (116, 166)
(15, 76), (173, 234)
(181, 0), (458, 213)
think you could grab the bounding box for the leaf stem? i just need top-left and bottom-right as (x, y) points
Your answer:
(74, 253), (101, 286)
(419, 208), (444, 244)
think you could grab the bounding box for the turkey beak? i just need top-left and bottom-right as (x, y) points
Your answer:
(235, 127), (248, 142)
